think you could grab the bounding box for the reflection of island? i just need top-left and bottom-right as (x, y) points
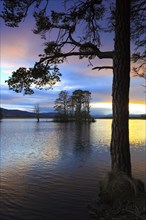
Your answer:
(73, 123), (91, 155)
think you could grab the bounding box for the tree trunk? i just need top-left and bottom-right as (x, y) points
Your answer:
(37, 115), (39, 122)
(110, 0), (131, 176)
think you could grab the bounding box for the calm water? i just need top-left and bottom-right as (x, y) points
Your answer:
(0, 119), (145, 220)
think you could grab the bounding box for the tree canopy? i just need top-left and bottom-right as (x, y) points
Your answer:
(54, 89), (91, 121)
(1, 0), (145, 94)
(1, 0), (113, 94)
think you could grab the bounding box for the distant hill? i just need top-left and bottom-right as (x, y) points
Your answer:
(0, 108), (57, 118)
(0, 108), (145, 119)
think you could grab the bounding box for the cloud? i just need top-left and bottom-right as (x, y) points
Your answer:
(1, 19), (43, 75)
(130, 77), (146, 104)
(0, 85), (56, 112)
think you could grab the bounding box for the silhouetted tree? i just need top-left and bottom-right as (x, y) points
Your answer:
(72, 90), (91, 121)
(72, 90), (85, 121)
(34, 104), (40, 122)
(1, 0), (145, 176)
(54, 89), (91, 121)
(4, 64), (61, 95)
(54, 90), (69, 120)
(82, 90), (91, 121)
(67, 96), (76, 117)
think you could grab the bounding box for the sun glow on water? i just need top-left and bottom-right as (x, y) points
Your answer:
(129, 120), (146, 146)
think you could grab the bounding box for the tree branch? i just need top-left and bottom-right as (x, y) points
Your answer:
(37, 50), (114, 66)
(92, 66), (113, 70)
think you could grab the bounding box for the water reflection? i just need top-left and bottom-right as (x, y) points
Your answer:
(129, 120), (146, 147)
(0, 119), (145, 220)
(0, 120), (60, 170)
(73, 123), (91, 159)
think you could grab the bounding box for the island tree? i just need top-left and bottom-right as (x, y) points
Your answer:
(54, 90), (70, 120)
(54, 89), (91, 121)
(1, 0), (145, 177)
(72, 90), (91, 121)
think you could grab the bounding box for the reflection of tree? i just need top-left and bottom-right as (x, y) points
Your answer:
(73, 123), (91, 156)
(34, 121), (41, 133)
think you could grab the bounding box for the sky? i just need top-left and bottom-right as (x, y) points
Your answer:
(0, 0), (146, 116)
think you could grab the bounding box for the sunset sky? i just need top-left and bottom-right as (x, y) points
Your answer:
(0, 0), (146, 115)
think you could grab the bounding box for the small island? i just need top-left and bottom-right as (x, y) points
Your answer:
(53, 89), (95, 122)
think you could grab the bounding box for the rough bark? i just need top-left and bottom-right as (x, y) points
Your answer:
(110, 0), (131, 176)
